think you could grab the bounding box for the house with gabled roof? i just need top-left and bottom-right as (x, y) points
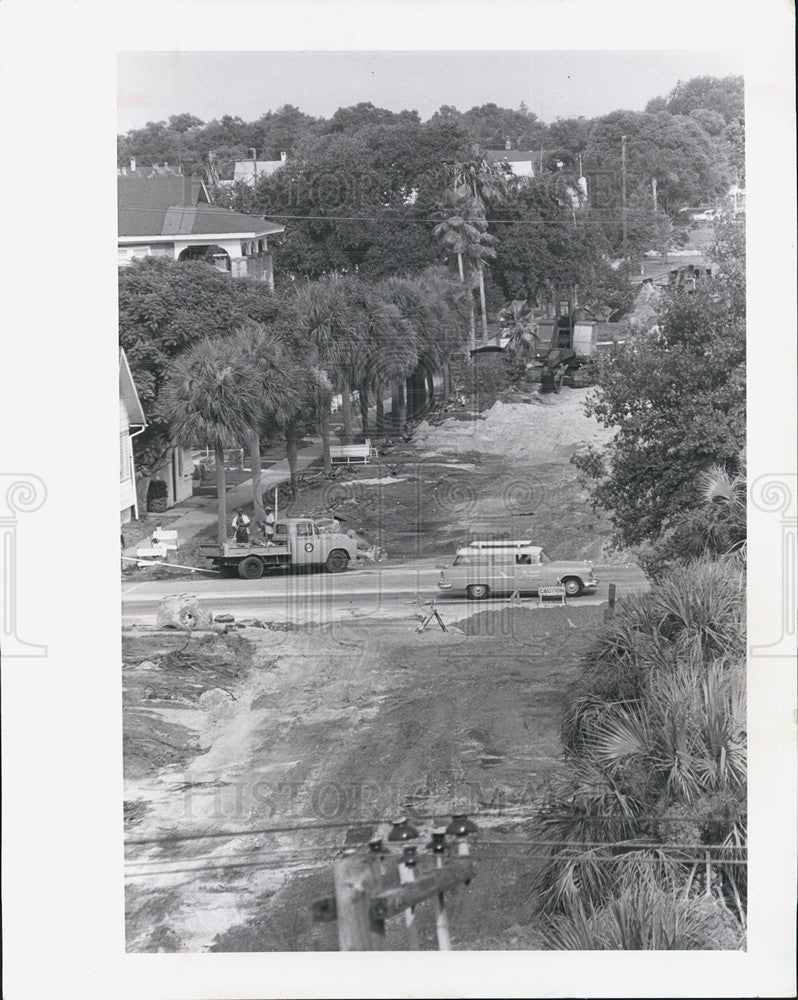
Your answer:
(486, 145), (536, 178)
(120, 349), (146, 524)
(117, 172), (285, 288)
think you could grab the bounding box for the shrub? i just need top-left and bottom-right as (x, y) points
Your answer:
(542, 877), (744, 950)
(147, 478), (168, 513)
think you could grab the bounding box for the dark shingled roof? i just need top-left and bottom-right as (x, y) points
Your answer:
(117, 174), (284, 239)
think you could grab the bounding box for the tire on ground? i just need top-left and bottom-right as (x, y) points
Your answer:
(467, 583), (490, 600)
(238, 556), (264, 580)
(325, 549), (349, 573)
(561, 576), (583, 597)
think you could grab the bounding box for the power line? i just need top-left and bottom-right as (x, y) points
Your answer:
(126, 812), (746, 847)
(126, 851), (748, 880)
(117, 204), (648, 226)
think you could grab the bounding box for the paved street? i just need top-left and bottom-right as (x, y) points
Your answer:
(121, 560), (647, 625)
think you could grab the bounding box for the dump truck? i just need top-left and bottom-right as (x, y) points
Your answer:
(200, 516), (360, 579)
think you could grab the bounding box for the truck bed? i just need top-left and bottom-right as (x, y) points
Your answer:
(199, 541), (291, 564)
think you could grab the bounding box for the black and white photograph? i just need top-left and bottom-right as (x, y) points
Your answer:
(1, 1), (796, 998)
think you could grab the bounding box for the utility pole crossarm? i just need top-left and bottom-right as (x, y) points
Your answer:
(369, 859), (475, 920)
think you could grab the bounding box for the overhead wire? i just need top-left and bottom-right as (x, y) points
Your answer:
(126, 810), (746, 847)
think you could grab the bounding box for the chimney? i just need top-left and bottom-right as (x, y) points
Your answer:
(280, 151), (287, 161)
(130, 157), (136, 172)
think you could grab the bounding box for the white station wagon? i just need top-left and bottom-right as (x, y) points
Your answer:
(437, 540), (598, 600)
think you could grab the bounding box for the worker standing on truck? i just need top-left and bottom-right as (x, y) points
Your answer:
(262, 508), (275, 546)
(232, 509), (250, 543)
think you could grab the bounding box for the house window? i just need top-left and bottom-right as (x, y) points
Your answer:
(120, 433), (132, 480)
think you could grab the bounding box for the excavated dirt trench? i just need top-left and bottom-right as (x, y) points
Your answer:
(124, 605), (604, 951)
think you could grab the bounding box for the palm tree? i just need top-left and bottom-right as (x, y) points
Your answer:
(499, 299), (541, 364)
(232, 322), (301, 521)
(293, 276), (364, 460)
(454, 157), (507, 344)
(534, 556), (746, 916)
(433, 191), (496, 346)
(418, 265), (472, 401)
(162, 336), (262, 547)
(341, 279), (414, 437)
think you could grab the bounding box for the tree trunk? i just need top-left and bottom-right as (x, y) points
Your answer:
(460, 253), (475, 352)
(285, 420), (299, 496)
(359, 381), (370, 437)
(406, 375), (416, 421)
(340, 374), (353, 444)
(215, 443), (227, 548)
(250, 429), (265, 522)
(478, 267), (489, 344)
(319, 407), (332, 472)
(425, 367), (435, 410)
(442, 361), (451, 404)
(375, 381), (385, 433)
(396, 380), (406, 430)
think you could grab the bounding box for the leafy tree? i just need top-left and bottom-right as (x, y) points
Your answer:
(117, 257), (278, 505)
(546, 116), (592, 156)
(585, 109), (729, 219)
(659, 75), (744, 127)
(459, 102), (546, 150)
(573, 218), (745, 550)
(324, 102), (419, 134)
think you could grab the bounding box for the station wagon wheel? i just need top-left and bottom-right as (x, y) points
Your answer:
(325, 549), (349, 573)
(238, 556), (264, 580)
(562, 576), (583, 597)
(467, 584), (490, 600)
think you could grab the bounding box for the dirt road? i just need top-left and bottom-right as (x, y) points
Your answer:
(124, 605), (606, 951)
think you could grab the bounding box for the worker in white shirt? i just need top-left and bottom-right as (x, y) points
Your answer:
(232, 509), (251, 543)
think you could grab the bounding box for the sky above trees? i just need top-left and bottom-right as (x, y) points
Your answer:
(117, 50), (744, 133)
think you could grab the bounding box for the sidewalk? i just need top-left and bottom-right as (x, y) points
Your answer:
(124, 438), (323, 558)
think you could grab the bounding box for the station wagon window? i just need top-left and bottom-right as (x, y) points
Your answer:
(515, 553), (532, 564)
(296, 522), (314, 537)
(540, 550), (552, 563)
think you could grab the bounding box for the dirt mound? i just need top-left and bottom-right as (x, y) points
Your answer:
(413, 391), (613, 463)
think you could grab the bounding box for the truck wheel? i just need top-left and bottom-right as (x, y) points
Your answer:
(238, 556), (264, 580)
(562, 576), (583, 597)
(467, 584), (489, 600)
(325, 549), (349, 573)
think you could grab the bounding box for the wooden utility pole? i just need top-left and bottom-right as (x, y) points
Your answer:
(332, 850), (385, 951)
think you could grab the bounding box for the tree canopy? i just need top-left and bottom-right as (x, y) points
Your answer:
(574, 217), (746, 551)
(118, 257), (278, 474)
